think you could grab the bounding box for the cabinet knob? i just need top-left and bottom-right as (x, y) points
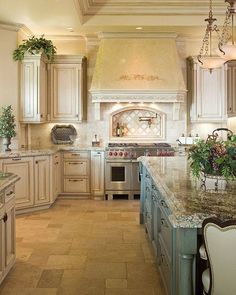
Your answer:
(6, 191), (14, 197)
(3, 213), (8, 223)
(230, 107), (232, 111)
(35, 161), (38, 164)
(40, 114), (43, 118)
(12, 158), (21, 161)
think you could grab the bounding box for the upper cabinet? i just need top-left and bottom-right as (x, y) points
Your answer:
(187, 57), (227, 123)
(48, 55), (87, 122)
(226, 61), (236, 117)
(20, 53), (48, 123)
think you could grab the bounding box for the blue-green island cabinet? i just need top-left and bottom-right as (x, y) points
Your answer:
(139, 156), (236, 295)
(139, 162), (198, 295)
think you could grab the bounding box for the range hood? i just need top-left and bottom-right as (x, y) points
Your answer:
(89, 32), (187, 120)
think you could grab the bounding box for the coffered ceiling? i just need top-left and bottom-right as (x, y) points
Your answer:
(0, 0), (229, 36)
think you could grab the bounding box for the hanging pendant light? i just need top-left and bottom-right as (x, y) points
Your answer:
(218, 0), (236, 61)
(198, 0), (225, 71)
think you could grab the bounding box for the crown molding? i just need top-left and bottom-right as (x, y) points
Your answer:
(99, 32), (178, 39)
(43, 34), (85, 41)
(0, 21), (22, 32)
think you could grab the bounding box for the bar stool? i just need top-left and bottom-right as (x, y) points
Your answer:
(201, 217), (236, 295)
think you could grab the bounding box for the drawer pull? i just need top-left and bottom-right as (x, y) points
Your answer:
(3, 213), (8, 223)
(68, 162), (83, 165)
(161, 218), (168, 228)
(145, 174), (150, 179)
(96, 152), (101, 155)
(6, 191), (14, 197)
(71, 153), (80, 156)
(68, 179), (83, 182)
(12, 158), (21, 161)
(161, 200), (168, 208)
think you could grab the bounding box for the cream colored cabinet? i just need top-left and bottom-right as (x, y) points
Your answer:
(34, 156), (50, 205)
(49, 55), (87, 122)
(4, 188), (15, 274)
(0, 157), (34, 209)
(91, 151), (104, 198)
(187, 57), (226, 122)
(51, 152), (61, 201)
(0, 185), (16, 285)
(226, 61), (236, 117)
(63, 151), (90, 196)
(20, 53), (48, 123)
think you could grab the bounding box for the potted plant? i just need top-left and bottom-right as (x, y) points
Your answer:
(13, 35), (57, 62)
(0, 105), (16, 151)
(188, 135), (236, 191)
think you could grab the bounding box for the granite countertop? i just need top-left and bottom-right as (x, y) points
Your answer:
(138, 156), (236, 228)
(0, 145), (105, 158)
(0, 172), (20, 192)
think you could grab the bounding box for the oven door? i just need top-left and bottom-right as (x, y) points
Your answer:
(105, 160), (131, 191)
(131, 161), (141, 191)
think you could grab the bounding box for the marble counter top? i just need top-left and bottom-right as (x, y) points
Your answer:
(0, 146), (105, 158)
(138, 156), (236, 228)
(0, 172), (20, 192)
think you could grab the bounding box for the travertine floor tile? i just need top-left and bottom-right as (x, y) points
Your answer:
(0, 199), (164, 295)
(37, 269), (64, 288)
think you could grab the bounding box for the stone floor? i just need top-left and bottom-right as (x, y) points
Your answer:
(0, 199), (165, 295)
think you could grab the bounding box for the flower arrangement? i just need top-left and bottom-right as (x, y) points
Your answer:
(0, 105), (16, 139)
(188, 136), (236, 180)
(13, 35), (57, 61)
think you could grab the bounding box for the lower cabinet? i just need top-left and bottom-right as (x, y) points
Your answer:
(91, 151), (104, 198)
(0, 184), (16, 285)
(62, 151), (91, 196)
(0, 157), (34, 209)
(140, 164), (198, 295)
(0, 155), (52, 212)
(34, 156), (50, 205)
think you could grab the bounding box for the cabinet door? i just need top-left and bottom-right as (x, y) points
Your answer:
(52, 153), (61, 202)
(0, 158), (34, 209)
(20, 54), (47, 123)
(4, 197), (15, 272)
(227, 63), (236, 116)
(196, 67), (225, 121)
(34, 156), (50, 205)
(91, 151), (104, 197)
(0, 206), (5, 283)
(50, 64), (82, 122)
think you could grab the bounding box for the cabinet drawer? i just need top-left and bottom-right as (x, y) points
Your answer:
(63, 151), (89, 159)
(4, 186), (15, 203)
(64, 160), (89, 176)
(159, 235), (171, 295)
(64, 178), (89, 193)
(145, 211), (153, 241)
(159, 209), (172, 260)
(158, 197), (170, 216)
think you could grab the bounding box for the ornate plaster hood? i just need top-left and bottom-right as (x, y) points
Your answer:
(90, 32), (186, 120)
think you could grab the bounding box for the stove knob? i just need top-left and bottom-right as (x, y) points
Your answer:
(114, 152), (118, 156)
(124, 152), (128, 157)
(119, 151), (123, 156)
(109, 151), (113, 156)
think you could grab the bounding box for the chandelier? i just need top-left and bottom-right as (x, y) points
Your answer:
(218, 0), (236, 60)
(198, 0), (225, 71)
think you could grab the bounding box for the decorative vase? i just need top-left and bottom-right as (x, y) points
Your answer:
(2, 137), (11, 152)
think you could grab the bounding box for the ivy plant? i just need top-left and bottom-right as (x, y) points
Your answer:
(13, 35), (57, 61)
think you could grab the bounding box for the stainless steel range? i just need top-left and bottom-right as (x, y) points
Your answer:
(105, 143), (175, 200)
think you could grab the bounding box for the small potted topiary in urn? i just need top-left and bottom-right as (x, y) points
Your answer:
(0, 105), (16, 151)
(13, 35), (57, 62)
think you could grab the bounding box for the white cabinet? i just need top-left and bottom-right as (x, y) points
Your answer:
(226, 61), (236, 117)
(0, 184), (16, 285)
(0, 157), (34, 209)
(20, 53), (48, 123)
(34, 156), (50, 205)
(62, 151), (90, 196)
(49, 55), (87, 122)
(187, 57), (227, 122)
(91, 151), (104, 198)
(51, 152), (61, 202)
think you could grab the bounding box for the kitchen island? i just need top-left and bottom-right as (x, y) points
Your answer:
(0, 172), (20, 285)
(138, 156), (236, 295)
